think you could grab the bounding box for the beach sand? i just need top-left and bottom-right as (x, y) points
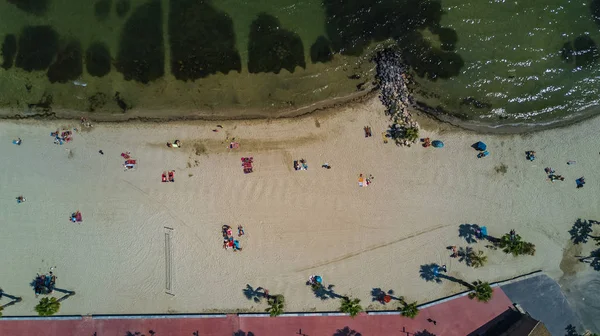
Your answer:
(0, 97), (598, 315)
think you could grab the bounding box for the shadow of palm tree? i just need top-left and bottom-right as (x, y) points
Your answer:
(370, 288), (401, 303)
(564, 324), (579, 336)
(437, 274), (472, 288)
(333, 326), (362, 336)
(419, 263), (442, 283)
(313, 283), (344, 300)
(414, 330), (436, 336)
(569, 219), (599, 244)
(243, 284), (266, 303)
(458, 246), (474, 266)
(233, 331), (255, 336)
(459, 224), (480, 244)
(0, 288), (22, 309)
(578, 248), (600, 271)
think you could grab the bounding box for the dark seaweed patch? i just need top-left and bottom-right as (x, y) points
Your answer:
(47, 40), (83, 83)
(16, 26), (59, 72)
(1, 34), (17, 70)
(168, 0), (241, 81)
(310, 36), (333, 64)
(86, 42), (111, 77)
(560, 41), (574, 63)
(94, 0), (112, 21)
(115, 0), (164, 83)
(88, 92), (108, 112)
(573, 35), (599, 68)
(6, 0), (49, 16)
(247, 13), (305, 74)
(322, 0), (463, 79)
(115, 0), (130, 17)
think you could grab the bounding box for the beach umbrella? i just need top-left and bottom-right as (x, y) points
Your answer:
(474, 141), (487, 151)
(315, 276), (322, 284)
(432, 140), (444, 148)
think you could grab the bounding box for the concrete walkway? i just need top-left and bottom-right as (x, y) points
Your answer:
(0, 288), (513, 336)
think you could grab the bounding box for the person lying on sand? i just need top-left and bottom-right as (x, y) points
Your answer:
(238, 225), (245, 237)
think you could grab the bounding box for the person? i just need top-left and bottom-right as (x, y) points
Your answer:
(238, 225), (245, 237)
(16, 196), (25, 204)
(510, 230), (516, 240)
(441, 265), (447, 272)
(526, 151), (536, 161)
(233, 240), (242, 251)
(226, 227), (233, 237)
(322, 163), (331, 169)
(223, 239), (229, 249)
(576, 177), (585, 188)
(14, 137), (22, 145)
(99, 150), (104, 155)
(451, 246), (457, 258)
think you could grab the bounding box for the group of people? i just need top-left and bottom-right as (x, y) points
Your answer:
(544, 167), (565, 182)
(33, 272), (56, 297)
(532, 152), (586, 188)
(50, 129), (73, 145)
(222, 225), (245, 251)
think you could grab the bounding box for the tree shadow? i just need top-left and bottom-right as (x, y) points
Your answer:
(86, 42), (112, 78)
(233, 331), (255, 336)
(370, 288), (401, 303)
(242, 284), (266, 303)
(459, 224), (480, 244)
(168, 0), (241, 81)
(414, 330), (436, 336)
(333, 326), (362, 336)
(310, 36), (333, 64)
(115, 0), (165, 83)
(94, 0), (112, 21)
(312, 283), (344, 300)
(458, 246), (473, 267)
(577, 248), (600, 271)
(0, 288), (22, 309)
(564, 324), (579, 336)
(247, 13), (306, 74)
(569, 218), (599, 244)
(419, 263), (441, 283)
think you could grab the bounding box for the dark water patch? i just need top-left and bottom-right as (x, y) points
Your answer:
(27, 92), (52, 112)
(247, 13), (305, 74)
(6, 0), (48, 16)
(1, 34), (17, 70)
(16, 26), (59, 72)
(310, 36), (333, 63)
(115, 0), (164, 83)
(88, 92), (108, 112)
(573, 35), (598, 68)
(432, 27), (458, 52)
(323, 0), (444, 56)
(168, 0), (241, 81)
(115, 0), (130, 17)
(398, 31), (464, 80)
(460, 97), (491, 109)
(85, 42), (111, 77)
(47, 40), (83, 83)
(94, 0), (112, 21)
(114, 91), (130, 112)
(561, 41), (574, 63)
(591, 0), (600, 27)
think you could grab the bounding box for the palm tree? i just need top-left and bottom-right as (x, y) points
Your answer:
(467, 280), (493, 303)
(339, 296), (363, 317)
(498, 232), (535, 256)
(399, 301), (419, 318)
(469, 250), (488, 268)
(35, 297), (60, 316)
(265, 294), (285, 317)
(404, 127), (419, 143)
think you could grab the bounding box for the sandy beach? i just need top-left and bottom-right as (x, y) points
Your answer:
(0, 97), (598, 316)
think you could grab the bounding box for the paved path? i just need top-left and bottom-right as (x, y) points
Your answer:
(0, 288), (512, 336)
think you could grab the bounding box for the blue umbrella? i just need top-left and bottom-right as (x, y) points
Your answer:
(474, 141), (487, 151)
(432, 140), (444, 148)
(315, 276), (322, 284)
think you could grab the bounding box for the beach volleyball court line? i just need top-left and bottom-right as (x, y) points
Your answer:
(165, 227), (174, 296)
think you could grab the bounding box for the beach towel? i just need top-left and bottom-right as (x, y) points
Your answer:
(358, 177), (366, 187)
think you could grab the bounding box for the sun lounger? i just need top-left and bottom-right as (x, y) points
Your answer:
(162, 172), (167, 182)
(242, 157), (254, 174)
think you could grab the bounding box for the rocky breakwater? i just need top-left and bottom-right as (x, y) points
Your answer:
(373, 49), (419, 146)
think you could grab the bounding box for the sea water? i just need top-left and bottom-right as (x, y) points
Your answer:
(0, 0), (598, 127)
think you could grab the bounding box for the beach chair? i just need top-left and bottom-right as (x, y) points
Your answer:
(162, 172), (167, 182)
(477, 151), (489, 158)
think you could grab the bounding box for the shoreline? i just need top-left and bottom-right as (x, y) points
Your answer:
(2, 88), (599, 135)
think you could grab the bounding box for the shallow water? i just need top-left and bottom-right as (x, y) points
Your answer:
(0, 0), (599, 126)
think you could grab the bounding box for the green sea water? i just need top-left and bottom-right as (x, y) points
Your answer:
(0, 0), (599, 126)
